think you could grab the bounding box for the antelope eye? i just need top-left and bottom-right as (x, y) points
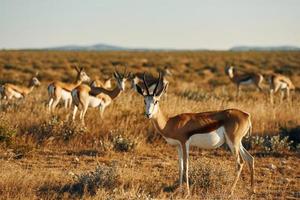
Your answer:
(154, 101), (158, 105)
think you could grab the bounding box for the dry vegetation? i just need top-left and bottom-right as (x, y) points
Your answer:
(0, 50), (299, 199)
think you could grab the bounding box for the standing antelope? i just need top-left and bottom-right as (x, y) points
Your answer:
(0, 73), (40, 102)
(48, 66), (90, 112)
(269, 74), (295, 104)
(90, 78), (112, 89)
(71, 69), (129, 124)
(135, 73), (254, 196)
(225, 66), (264, 97)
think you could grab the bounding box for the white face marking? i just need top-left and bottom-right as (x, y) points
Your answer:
(144, 95), (159, 118)
(187, 126), (225, 149)
(80, 71), (90, 82)
(32, 77), (41, 86)
(228, 66), (234, 78)
(117, 78), (126, 91)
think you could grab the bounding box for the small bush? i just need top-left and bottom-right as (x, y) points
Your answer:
(27, 117), (87, 144)
(189, 160), (232, 194)
(279, 126), (300, 149)
(107, 129), (138, 152)
(72, 163), (120, 195)
(243, 135), (293, 153)
(111, 134), (136, 152)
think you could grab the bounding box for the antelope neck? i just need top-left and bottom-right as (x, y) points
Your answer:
(108, 86), (123, 99)
(91, 86), (123, 100)
(150, 105), (168, 136)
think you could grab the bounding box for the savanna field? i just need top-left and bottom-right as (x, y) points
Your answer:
(0, 51), (299, 199)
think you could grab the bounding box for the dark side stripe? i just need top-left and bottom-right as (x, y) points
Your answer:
(240, 76), (252, 82)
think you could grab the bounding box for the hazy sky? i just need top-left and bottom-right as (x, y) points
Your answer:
(0, 0), (299, 49)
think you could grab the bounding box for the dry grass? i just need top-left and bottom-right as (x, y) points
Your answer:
(0, 50), (299, 199)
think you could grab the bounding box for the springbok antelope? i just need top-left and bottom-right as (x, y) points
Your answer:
(48, 66), (90, 112)
(71, 69), (129, 124)
(90, 78), (112, 89)
(225, 66), (264, 97)
(0, 73), (40, 102)
(135, 73), (254, 196)
(269, 73), (295, 104)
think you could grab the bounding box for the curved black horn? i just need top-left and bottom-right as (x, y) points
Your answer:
(123, 66), (127, 78)
(114, 65), (121, 78)
(153, 72), (162, 95)
(143, 73), (150, 95)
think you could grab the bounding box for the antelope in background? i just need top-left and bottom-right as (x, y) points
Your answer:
(48, 66), (90, 112)
(130, 72), (169, 94)
(135, 73), (254, 197)
(225, 66), (264, 97)
(0, 72), (40, 102)
(268, 73), (295, 104)
(90, 77), (112, 89)
(71, 68), (129, 124)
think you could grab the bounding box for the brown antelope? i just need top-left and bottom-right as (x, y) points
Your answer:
(48, 66), (90, 112)
(225, 66), (264, 97)
(0, 73), (40, 102)
(135, 73), (254, 196)
(90, 78), (112, 89)
(269, 73), (295, 104)
(71, 69), (129, 124)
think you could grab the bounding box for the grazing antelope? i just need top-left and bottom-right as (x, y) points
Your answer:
(48, 66), (90, 112)
(71, 69), (129, 124)
(225, 66), (264, 97)
(0, 73), (40, 102)
(269, 74), (295, 104)
(90, 78), (112, 89)
(135, 73), (254, 196)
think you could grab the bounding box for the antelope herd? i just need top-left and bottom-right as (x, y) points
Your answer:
(0, 63), (296, 197)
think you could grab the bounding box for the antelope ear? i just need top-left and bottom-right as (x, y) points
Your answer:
(136, 84), (144, 96)
(35, 71), (39, 76)
(155, 81), (169, 98)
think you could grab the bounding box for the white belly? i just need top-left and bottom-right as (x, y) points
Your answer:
(88, 96), (102, 107)
(12, 91), (23, 99)
(188, 126), (225, 149)
(164, 137), (181, 146)
(240, 79), (253, 85)
(61, 89), (72, 100)
(280, 82), (288, 89)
